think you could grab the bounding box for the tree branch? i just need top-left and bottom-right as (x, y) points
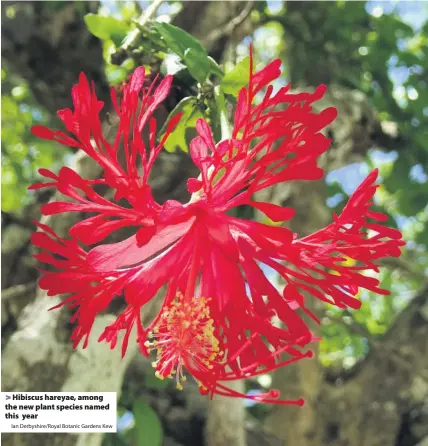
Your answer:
(1, 283), (36, 302)
(205, 1), (253, 47)
(381, 257), (428, 285)
(1, 1), (109, 112)
(122, 0), (164, 51)
(1, 212), (35, 231)
(326, 314), (376, 345)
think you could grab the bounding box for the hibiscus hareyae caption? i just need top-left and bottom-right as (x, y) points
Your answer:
(30, 50), (404, 405)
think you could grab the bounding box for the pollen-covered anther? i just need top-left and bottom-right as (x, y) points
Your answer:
(146, 292), (223, 388)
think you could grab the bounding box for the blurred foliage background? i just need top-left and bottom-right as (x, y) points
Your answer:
(1, 1), (428, 446)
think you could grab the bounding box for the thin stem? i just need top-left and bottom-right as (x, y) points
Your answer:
(190, 87), (232, 203)
(122, 0), (164, 52)
(214, 85), (232, 140)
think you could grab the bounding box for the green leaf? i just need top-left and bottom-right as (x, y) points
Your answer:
(102, 433), (128, 446)
(208, 57), (224, 78)
(397, 51), (422, 67)
(160, 54), (197, 87)
(213, 86), (231, 139)
(161, 97), (203, 152)
(183, 48), (211, 84)
(154, 22), (210, 83)
(153, 22), (204, 59)
(161, 53), (187, 76)
(121, 58), (135, 71)
(106, 66), (128, 85)
(84, 14), (129, 46)
(132, 401), (163, 446)
(221, 56), (250, 96)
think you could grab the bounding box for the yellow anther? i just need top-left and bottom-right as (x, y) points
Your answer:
(147, 291), (222, 392)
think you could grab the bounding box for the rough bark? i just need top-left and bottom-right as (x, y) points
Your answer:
(1, 1), (110, 113)
(205, 381), (246, 446)
(1, 302), (137, 446)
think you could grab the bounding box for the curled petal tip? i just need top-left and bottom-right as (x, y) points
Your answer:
(269, 389), (280, 399)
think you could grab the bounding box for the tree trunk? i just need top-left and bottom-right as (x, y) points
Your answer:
(1, 300), (137, 446)
(205, 381), (246, 446)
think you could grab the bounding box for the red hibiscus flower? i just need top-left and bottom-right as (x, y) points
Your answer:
(30, 50), (404, 405)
